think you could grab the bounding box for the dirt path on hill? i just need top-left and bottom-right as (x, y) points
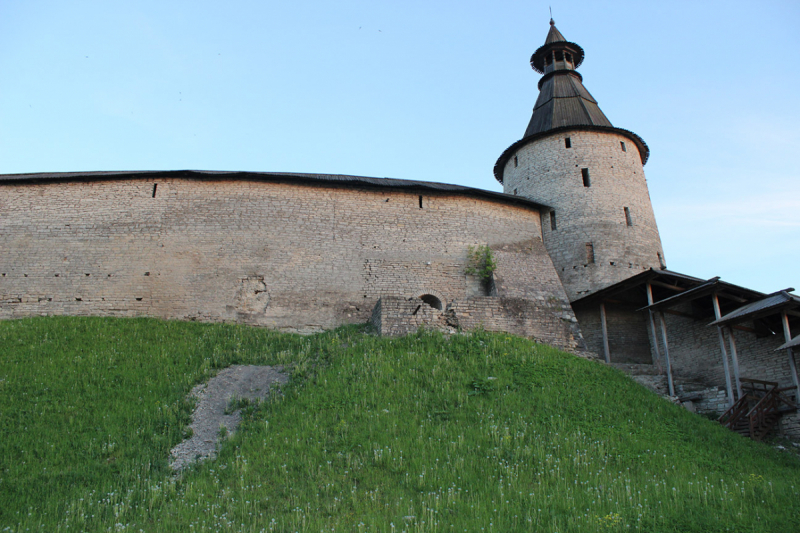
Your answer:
(170, 365), (288, 471)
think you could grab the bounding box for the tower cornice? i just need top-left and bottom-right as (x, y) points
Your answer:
(493, 125), (650, 184)
(537, 69), (583, 91)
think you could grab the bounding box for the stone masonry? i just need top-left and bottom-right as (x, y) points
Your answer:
(502, 130), (666, 301)
(0, 176), (575, 338)
(371, 295), (584, 353)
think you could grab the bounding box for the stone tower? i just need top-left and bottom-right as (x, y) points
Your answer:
(495, 19), (666, 301)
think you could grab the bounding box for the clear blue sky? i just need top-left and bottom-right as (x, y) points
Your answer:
(1, 0), (798, 294)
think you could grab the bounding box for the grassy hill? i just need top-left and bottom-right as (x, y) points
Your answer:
(1, 317), (799, 532)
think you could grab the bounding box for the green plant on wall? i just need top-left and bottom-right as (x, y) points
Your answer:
(465, 244), (496, 282)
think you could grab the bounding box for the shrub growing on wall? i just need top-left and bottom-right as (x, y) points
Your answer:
(465, 245), (496, 283)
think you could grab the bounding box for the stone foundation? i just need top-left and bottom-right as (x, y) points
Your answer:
(371, 295), (587, 353)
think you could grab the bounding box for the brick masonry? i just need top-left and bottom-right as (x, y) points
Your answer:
(502, 130), (666, 301)
(0, 177), (576, 338)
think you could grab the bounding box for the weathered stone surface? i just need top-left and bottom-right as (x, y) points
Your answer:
(372, 295), (587, 354)
(0, 178), (574, 337)
(502, 130), (666, 301)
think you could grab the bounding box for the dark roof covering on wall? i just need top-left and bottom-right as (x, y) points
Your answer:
(0, 169), (551, 211)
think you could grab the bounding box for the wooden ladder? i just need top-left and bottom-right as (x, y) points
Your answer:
(718, 378), (797, 441)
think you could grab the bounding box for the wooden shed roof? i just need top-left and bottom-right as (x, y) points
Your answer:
(709, 290), (800, 327)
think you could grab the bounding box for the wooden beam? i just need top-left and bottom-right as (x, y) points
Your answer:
(727, 327), (743, 399)
(715, 291), (748, 304)
(646, 283), (662, 370)
(600, 301), (611, 364)
(712, 293), (735, 407)
(658, 311), (675, 396)
(657, 307), (754, 333)
(661, 308), (698, 320)
(781, 311), (800, 402)
(649, 280), (688, 292)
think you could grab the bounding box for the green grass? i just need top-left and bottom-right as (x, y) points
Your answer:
(1, 317), (799, 532)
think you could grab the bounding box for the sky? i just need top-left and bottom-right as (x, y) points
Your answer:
(1, 0), (798, 294)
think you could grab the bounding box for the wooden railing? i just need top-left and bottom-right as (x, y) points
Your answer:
(719, 395), (754, 431)
(719, 378), (797, 441)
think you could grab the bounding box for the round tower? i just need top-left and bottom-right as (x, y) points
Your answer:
(495, 19), (666, 301)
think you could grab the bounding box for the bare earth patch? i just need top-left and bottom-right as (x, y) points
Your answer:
(170, 365), (288, 471)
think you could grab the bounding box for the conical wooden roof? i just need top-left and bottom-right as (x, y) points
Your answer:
(525, 20), (611, 137)
(544, 18), (567, 44)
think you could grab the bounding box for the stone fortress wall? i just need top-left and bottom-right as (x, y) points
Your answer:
(501, 130), (666, 301)
(0, 175), (582, 348)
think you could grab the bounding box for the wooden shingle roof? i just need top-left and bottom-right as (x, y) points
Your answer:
(524, 71), (612, 137)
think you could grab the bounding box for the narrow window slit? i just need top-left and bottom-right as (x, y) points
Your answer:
(513, 155), (518, 167)
(565, 137), (571, 148)
(152, 183), (158, 198)
(586, 243), (595, 264)
(620, 141), (627, 152)
(550, 211), (557, 230)
(581, 168), (591, 187)
(418, 196), (423, 208)
(624, 207), (633, 226)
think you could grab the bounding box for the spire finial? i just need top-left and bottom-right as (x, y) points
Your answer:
(549, 7), (554, 25)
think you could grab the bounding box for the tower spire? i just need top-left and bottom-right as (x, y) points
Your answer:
(494, 19), (662, 301)
(524, 20), (609, 137)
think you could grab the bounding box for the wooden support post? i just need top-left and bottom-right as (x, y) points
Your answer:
(781, 311), (800, 402)
(600, 301), (611, 364)
(727, 327), (742, 399)
(658, 311), (675, 397)
(712, 293), (735, 407)
(646, 283), (662, 369)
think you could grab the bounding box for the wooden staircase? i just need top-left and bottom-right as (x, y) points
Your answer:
(719, 378), (797, 440)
